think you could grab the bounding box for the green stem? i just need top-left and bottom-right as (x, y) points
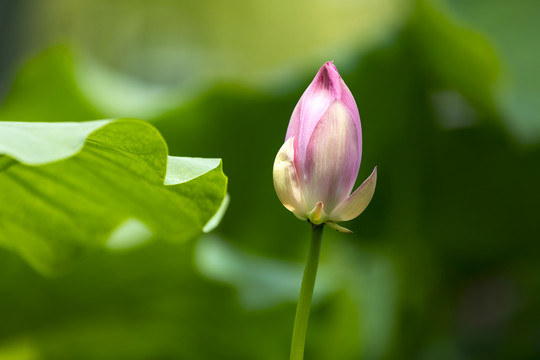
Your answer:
(290, 224), (324, 360)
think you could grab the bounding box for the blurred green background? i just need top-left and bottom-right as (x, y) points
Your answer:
(1, 0), (539, 359)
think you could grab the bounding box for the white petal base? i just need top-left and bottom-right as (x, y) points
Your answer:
(273, 137), (307, 219)
(329, 166), (377, 222)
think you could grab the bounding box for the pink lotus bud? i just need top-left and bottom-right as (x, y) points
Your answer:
(273, 62), (377, 232)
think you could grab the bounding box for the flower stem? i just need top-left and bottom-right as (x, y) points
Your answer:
(290, 224), (324, 360)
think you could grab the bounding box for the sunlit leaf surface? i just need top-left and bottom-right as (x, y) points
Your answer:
(0, 119), (227, 274)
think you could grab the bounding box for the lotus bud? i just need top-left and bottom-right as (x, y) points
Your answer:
(273, 61), (377, 232)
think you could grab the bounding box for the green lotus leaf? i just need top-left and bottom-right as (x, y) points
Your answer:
(0, 119), (228, 275)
